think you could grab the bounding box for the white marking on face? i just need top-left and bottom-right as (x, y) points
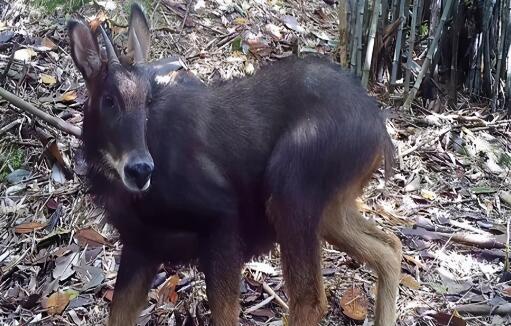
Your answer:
(101, 150), (151, 192)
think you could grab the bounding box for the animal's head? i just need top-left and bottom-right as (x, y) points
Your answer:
(68, 3), (155, 193)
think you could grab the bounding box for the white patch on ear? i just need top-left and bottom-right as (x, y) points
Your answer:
(155, 71), (179, 86)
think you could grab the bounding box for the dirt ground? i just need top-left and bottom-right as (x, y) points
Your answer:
(0, 1), (510, 325)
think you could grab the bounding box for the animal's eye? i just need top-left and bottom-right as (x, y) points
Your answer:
(103, 96), (115, 108)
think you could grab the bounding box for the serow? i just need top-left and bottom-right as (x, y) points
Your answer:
(68, 3), (402, 326)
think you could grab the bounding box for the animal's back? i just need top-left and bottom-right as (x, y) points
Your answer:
(252, 56), (392, 209)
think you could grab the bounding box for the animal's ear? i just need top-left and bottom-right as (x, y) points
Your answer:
(68, 19), (102, 81)
(127, 2), (150, 64)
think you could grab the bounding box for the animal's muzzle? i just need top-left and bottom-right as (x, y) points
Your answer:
(124, 156), (154, 190)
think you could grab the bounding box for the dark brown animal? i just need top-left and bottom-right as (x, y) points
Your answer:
(68, 3), (402, 326)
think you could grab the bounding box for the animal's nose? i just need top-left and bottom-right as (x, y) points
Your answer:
(124, 160), (154, 190)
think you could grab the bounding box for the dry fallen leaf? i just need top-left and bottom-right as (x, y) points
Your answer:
(420, 189), (437, 201)
(233, 17), (247, 25)
(400, 274), (420, 290)
(103, 289), (114, 302)
(281, 15), (305, 33)
(45, 291), (70, 315)
(75, 228), (109, 247)
(14, 222), (46, 234)
(59, 90), (77, 103)
(340, 287), (368, 321)
(41, 36), (57, 50)
(40, 74), (57, 86)
(430, 311), (466, 326)
(14, 48), (36, 62)
(502, 287), (511, 297)
(89, 11), (108, 32)
(158, 274), (180, 304)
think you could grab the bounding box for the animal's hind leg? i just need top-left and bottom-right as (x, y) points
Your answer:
(320, 195), (402, 326)
(268, 196), (328, 326)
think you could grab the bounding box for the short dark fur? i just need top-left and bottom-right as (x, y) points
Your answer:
(69, 4), (399, 326)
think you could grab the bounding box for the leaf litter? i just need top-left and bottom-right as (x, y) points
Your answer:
(0, 0), (509, 325)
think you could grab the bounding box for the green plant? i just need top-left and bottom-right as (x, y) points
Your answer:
(0, 146), (25, 182)
(31, 0), (84, 13)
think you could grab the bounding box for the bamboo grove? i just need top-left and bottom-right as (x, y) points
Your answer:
(337, 0), (511, 113)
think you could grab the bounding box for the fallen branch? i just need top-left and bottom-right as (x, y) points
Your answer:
(402, 227), (506, 249)
(0, 86), (82, 138)
(262, 282), (289, 311)
(455, 303), (511, 316)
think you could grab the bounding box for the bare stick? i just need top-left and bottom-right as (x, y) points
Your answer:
(403, 0), (454, 109)
(262, 282), (289, 311)
(455, 303), (511, 316)
(0, 86), (82, 138)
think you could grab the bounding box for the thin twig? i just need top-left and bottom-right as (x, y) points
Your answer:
(0, 118), (23, 136)
(176, 0), (193, 43)
(0, 86), (82, 138)
(0, 43), (17, 83)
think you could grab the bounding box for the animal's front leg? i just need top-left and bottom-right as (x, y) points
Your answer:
(108, 245), (159, 326)
(200, 228), (243, 326)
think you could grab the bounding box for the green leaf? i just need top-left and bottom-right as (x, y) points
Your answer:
(231, 36), (242, 52)
(472, 186), (497, 194)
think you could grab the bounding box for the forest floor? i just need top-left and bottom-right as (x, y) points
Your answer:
(0, 1), (510, 325)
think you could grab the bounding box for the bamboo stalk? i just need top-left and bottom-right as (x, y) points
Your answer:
(405, 0), (420, 93)
(416, 0), (423, 31)
(348, 0), (356, 67)
(356, 0), (366, 76)
(390, 0), (404, 84)
(493, 0), (507, 110)
(448, 1), (463, 108)
(474, 34), (483, 94)
(351, 0), (365, 75)
(482, 0), (496, 97)
(362, 0), (381, 87)
(375, 0), (389, 82)
(403, 0), (454, 109)
(338, 0), (349, 68)
(506, 17), (511, 113)
(350, 0), (361, 72)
